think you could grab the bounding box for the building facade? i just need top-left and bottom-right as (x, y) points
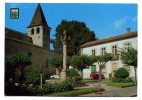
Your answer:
(81, 29), (137, 79)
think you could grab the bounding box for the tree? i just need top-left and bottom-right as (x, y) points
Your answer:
(48, 55), (70, 75)
(93, 53), (113, 92)
(48, 55), (63, 74)
(70, 55), (94, 78)
(51, 20), (97, 56)
(120, 47), (137, 85)
(6, 52), (32, 82)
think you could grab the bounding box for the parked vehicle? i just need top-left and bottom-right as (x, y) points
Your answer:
(90, 73), (105, 79)
(50, 74), (60, 79)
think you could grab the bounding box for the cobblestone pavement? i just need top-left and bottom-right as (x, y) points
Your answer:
(77, 81), (137, 97)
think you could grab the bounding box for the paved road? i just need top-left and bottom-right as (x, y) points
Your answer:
(78, 82), (137, 97)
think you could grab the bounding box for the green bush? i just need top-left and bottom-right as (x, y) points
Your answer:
(26, 79), (74, 95)
(24, 68), (40, 85)
(43, 83), (54, 93)
(114, 67), (129, 78)
(68, 68), (79, 77)
(125, 77), (133, 82)
(112, 77), (126, 83)
(112, 77), (133, 83)
(43, 79), (74, 94)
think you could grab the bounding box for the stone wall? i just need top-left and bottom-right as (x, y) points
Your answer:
(5, 37), (56, 81)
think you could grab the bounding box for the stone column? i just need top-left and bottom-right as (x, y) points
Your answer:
(60, 31), (69, 79)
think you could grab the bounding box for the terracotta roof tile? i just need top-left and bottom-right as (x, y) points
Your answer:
(81, 31), (137, 48)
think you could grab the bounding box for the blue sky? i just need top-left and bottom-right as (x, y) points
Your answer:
(5, 3), (137, 50)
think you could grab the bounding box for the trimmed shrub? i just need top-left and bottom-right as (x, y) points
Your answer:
(114, 68), (129, 78)
(42, 83), (54, 93)
(68, 68), (79, 77)
(112, 77), (126, 83)
(125, 77), (133, 82)
(112, 77), (133, 83)
(24, 68), (40, 85)
(43, 79), (74, 94)
(25, 79), (74, 95)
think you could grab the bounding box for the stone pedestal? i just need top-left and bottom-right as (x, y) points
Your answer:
(60, 69), (67, 80)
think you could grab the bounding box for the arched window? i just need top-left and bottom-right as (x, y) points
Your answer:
(31, 28), (34, 35)
(37, 27), (40, 34)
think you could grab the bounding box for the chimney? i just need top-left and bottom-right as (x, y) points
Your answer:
(127, 28), (131, 33)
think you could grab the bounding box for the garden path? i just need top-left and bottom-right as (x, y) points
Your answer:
(77, 80), (137, 97)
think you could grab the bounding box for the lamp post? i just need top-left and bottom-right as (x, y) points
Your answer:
(60, 30), (70, 79)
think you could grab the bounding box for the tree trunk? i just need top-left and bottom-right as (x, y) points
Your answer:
(98, 66), (102, 93)
(18, 65), (24, 83)
(134, 67), (137, 86)
(79, 70), (83, 78)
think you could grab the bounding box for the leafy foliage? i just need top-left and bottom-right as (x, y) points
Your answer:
(70, 55), (94, 71)
(112, 77), (133, 83)
(114, 68), (129, 78)
(112, 67), (132, 83)
(68, 68), (79, 77)
(6, 52), (32, 82)
(27, 79), (74, 95)
(121, 47), (137, 67)
(70, 55), (94, 78)
(51, 20), (97, 56)
(48, 55), (63, 72)
(24, 68), (40, 85)
(93, 53), (113, 66)
(48, 55), (70, 72)
(120, 47), (137, 85)
(6, 52), (31, 71)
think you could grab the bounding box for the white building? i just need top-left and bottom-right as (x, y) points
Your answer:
(80, 29), (137, 79)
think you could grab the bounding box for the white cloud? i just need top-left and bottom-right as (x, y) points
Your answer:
(114, 16), (129, 29)
(114, 17), (129, 29)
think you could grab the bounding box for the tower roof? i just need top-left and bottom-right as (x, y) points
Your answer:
(27, 4), (48, 28)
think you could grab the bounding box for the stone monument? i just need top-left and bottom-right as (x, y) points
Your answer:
(60, 30), (70, 79)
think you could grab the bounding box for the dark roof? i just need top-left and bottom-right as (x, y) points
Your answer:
(27, 4), (49, 28)
(81, 31), (137, 48)
(5, 27), (33, 43)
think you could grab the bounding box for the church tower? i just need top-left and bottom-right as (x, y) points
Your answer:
(27, 4), (51, 50)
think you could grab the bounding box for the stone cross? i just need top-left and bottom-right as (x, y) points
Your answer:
(60, 30), (70, 79)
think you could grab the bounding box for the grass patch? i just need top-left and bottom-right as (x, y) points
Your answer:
(103, 81), (135, 88)
(45, 88), (104, 96)
(81, 79), (98, 83)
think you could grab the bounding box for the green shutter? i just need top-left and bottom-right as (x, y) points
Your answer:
(91, 65), (96, 73)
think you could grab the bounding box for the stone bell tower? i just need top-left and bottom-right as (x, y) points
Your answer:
(27, 3), (51, 50)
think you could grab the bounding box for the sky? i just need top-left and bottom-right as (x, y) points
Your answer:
(5, 3), (137, 50)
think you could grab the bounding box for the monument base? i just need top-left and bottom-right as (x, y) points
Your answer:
(60, 70), (67, 80)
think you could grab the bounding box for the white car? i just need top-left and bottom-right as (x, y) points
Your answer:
(50, 74), (60, 79)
